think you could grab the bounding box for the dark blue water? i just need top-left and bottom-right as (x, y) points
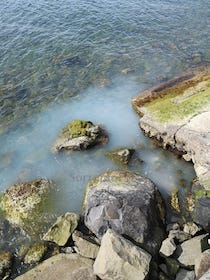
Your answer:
(0, 0), (209, 253)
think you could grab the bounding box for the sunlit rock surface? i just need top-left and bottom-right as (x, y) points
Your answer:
(132, 66), (210, 190)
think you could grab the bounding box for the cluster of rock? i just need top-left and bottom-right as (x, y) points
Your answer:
(0, 170), (209, 279)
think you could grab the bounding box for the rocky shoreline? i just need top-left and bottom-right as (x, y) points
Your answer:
(0, 67), (210, 279)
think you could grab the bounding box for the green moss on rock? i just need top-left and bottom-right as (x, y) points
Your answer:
(24, 242), (48, 265)
(61, 119), (93, 139)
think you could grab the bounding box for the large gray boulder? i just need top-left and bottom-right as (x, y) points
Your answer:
(15, 253), (96, 280)
(83, 170), (165, 256)
(93, 229), (152, 280)
(52, 119), (108, 152)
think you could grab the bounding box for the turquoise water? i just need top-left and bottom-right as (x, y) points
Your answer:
(0, 0), (209, 255)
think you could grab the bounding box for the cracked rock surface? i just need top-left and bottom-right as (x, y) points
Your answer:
(132, 66), (210, 189)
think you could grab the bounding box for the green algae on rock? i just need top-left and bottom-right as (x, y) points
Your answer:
(52, 119), (108, 152)
(105, 147), (135, 165)
(131, 66), (210, 190)
(0, 179), (54, 236)
(43, 212), (79, 246)
(24, 242), (48, 265)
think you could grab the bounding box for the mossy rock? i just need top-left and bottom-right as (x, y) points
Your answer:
(52, 119), (108, 152)
(24, 242), (48, 265)
(170, 189), (180, 213)
(105, 147), (135, 165)
(0, 179), (55, 236)
(62, 120), (94, 139)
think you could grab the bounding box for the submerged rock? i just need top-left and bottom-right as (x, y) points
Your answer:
(0, 179), (54, 235)
(93, 229), (152, 280)
(52, 119), (108, 152)
(15, 253), (96, 280)
(24, 242), (48, 265)
(83, 170), (165, 256)
(43, 212), (79, 246)
(131, 67), (210, 190)
(105, 147), (135, 165)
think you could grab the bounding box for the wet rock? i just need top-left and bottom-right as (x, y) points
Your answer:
(131, 67), (210, 190)
(183, 222), (202, 236)
(72, 230), (100, 259)
(105, 147), (135, 165)
(0, 251), (13, 280)
(93, 229), (151, 280)
(52, 119), (108, 152)
(159, 238), (176, 257)
(176, 234), (210, 268)
(195, 249), (210, 279)
(24, 242), (48, 265)
(15, 253), (96, 280)
(0, 179), (54, 235)
(83, 170), (165, 256)
(43, 212), (79, 246)
(175, 269), (195, 280)
(170, 189), (181, 213)
(194, 196), (210, 232)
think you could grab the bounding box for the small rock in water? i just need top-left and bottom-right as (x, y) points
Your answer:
(24, 242), (48, 265)
(52, 119), (108, 152)
(105, 147), (135, 165)
(58, 56), (81, 66)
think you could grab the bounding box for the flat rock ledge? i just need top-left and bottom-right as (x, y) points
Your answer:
(131, 66), (210, 190)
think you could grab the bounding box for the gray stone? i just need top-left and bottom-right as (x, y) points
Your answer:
(176, 234), (210, 268)
(105, 147), (135, 165)
(43, 212), (79, 246)
(194, 197), (210, 232)
(199, 269), (210, 280)
(175, 269), (195, 280)
(0, 251), (13, 280)
(52, 119), (108, 152)
(169, 230), (191, 243)
(93, 229), (152, 280)
(72, 230), (100, 259)
(15, 253), (96, 280)
(183, 222), (202, 236)
(159, 238), (176, 257)
(195, 249), (210, 279)
(166, 223), (180, 232)
(83, 170), (165, 256)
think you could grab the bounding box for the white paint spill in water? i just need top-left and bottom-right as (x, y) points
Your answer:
(0, 77), (195, 214)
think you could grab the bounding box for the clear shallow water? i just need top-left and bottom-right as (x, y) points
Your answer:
(0, 0), (209, 250)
